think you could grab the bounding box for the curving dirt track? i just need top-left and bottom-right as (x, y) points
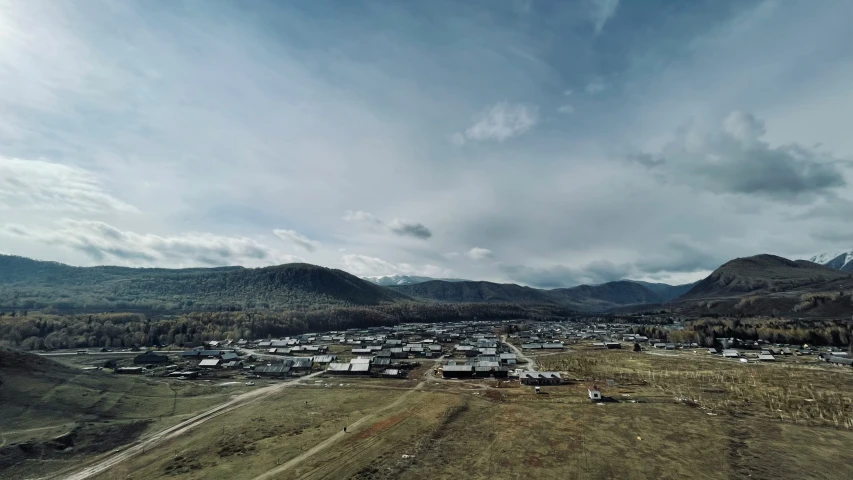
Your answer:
(249, 355), (446, 480)
(503, 334), (538, 370)
(45, 371), (326, 480)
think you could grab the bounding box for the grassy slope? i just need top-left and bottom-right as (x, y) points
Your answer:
(0, 347), (247, 478)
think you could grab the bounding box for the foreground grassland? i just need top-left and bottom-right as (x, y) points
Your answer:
(0, 353), (249, 479)
(72, 350), (853, 480)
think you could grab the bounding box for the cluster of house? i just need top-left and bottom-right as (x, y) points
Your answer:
(440, 332), (516, 379)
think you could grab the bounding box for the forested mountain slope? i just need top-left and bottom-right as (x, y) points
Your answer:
(0, 255), (409, 311)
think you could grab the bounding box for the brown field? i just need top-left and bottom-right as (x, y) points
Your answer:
(0, 351), (251, 479)
(8, 348), (853, 480)
(67, 350), (853, 480)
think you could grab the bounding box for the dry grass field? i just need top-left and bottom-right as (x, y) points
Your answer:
(0, 348), (250, 479)
(7, 347), (853, 480)
(74, 350), (853, 480)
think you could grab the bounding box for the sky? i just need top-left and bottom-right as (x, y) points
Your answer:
(1, 0), (852, 288)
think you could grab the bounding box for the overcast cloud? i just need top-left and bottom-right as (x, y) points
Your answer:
(1, 0), (852, 286)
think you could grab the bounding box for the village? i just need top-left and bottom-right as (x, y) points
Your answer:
(64, 317), (853, 400)
(21, 317), (853, 480)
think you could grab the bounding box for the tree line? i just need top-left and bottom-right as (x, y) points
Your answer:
(628, 317), (853, 348)
(0, 303), (573, 350)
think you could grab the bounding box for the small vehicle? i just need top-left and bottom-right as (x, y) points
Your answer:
(245, 382), (255, 386)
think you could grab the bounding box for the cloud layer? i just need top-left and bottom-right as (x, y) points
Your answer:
(0, 157), (137, 213)
(344, 211), (432, 239)
(455, 102), (539, 144)
(273, 229), (321, 252)
(1, 1), (852, 287)
(4, 220), (298, 267)
(629, 111), (847, 201)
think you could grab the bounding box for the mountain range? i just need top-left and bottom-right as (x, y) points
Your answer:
(809, 250), (853, 272)
(0, 255), (406, 311)
(362, 275), (469, 286)
(1, 253), (850, 315)
(386, 279), (694, 311)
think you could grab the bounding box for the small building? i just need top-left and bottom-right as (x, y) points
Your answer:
(722, 349), (740, 358)
(499, 353), (517, 365)
(821, 354), (853, 367)
(372, 357), (392, 367)
(588, 387), (602, 402)
(519, 371), (562, 385)
(312, 355), (338, 364)
(475, 366), (509, 378)
(349, 363), (371, 374)
(255, 364), (291, 377)
(326, 363), (352, 374)
(199, 358), (221, 368)
(757, 354), (776, 362)
(604, 342), (621, 350)
(134, 351), (168, 365)
(442, 364), (475, 378)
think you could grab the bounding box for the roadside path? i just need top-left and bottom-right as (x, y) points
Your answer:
(47, 371), (326, 480)
(250, 355), (446, 480)
(502, 335), (538, 370)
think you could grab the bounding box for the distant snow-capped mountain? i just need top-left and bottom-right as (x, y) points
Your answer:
(362, 275), (467, 286)
(809, 250), (853, 271)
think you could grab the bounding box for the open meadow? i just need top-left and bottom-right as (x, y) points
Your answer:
(48, 348), (853, 480)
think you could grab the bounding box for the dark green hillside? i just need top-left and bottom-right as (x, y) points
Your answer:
(0, 255), (409, 312)
(549, 281), (664, 310)
(390, 279), (673, 311)
(388, 280), (560, 305)
(680, 254), (850, 299)
(629, 281), (698, 302)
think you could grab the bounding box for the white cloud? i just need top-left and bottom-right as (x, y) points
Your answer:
(589, 0), (620, 34)
(466, 247), (493, 260)
(563, 89), (573, 96)
(344, 210), (432, 239)
(585, 80), (607, 95)
(459, 102), (539, 143)
(343, 210), (383, 227)
(558, 104), (575, 114)
(628, 111), (848, 201)
(340, 253), (451, 277)
(273, 229), (321, 252)
(0, 1), (851, 287)
(3, 219), (299, 267)
(0, 157), (137, 213)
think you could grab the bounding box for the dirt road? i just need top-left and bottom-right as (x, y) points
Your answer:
(502, 335), (538, 370)
(49, 371), (326, 480)
(250, 355), (446, 480)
